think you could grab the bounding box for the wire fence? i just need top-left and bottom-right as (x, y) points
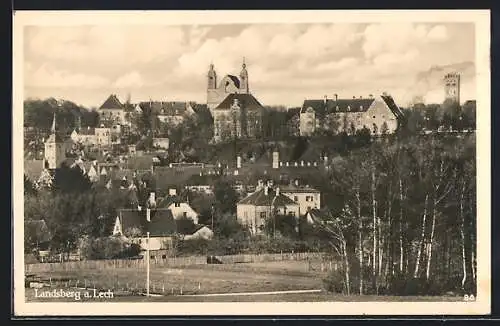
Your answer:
(25, 251), (331, 273)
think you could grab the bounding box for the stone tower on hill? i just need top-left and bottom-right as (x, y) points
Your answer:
(444, 72), (460, 104)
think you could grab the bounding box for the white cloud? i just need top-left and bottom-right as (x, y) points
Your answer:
(113, 71), (145, 88)
(24, 23), (475, 107)
(26, 64), (109, 89)
(427, 25), (448, 41)
(27, 26), (186, 67)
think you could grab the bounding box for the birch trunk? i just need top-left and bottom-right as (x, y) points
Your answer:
(414, 194), (428, 278)
(399, 179), (404, 273)
(371, 170), (377, 291)
(378, 206), (384, 277)
(356, 190), (363, 295)
(460, 181), (467, 289)
(342, 241), (350, 295)
(426, 203), (437, 280)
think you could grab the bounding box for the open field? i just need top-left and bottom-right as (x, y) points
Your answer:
(26, 260), (326, 301)
(25, 260), (463, 302)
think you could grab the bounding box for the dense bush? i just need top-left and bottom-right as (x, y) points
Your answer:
(78, 236), (139, 260)
(323, 271), (346, 294)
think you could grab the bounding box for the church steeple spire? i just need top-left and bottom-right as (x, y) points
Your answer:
(239, 57), (249, 93)
(51, 112), (56, 134)
(207, 62), (217, 89)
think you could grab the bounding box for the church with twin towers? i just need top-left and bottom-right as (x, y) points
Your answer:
(206, 59), (265, 143)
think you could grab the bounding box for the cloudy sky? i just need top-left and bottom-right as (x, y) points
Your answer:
(24, 23), (476, 108)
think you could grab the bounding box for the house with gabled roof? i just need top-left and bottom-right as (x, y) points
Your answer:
(237, 184), (300, 235)
(140, 101), (195, 126)
(156, 192), (200, 224)
(97, 94), (135, 127)
(112, 208), (177, 251)
(212, 93), (265, 142)
(299, 94), (404, 136)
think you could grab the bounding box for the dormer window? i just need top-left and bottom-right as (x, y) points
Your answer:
(347, 106), (351, 111)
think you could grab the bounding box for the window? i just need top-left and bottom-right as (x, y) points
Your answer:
(162, 255), (167, 259)
(183, 212), (187, 218)
(306, 196), (314, 202)
(373, 116), (376, 119)
(294, 196), (298, 202)
(175, 203), (180, 207)
(260, 212), (267, 219)
(288, 211), (296, 217)
(150, 255), (155, 260)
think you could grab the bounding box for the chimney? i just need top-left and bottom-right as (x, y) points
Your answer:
(169, 188), (177, 196)
(324, 95), (327, 104)
(353, 96), (356, 99)
(264, 186), (268, 196)
(276, 187), (280, 196)
(294, 179), (299, 187)
(146, 208), (151, 222)
(369, 94), (373, 98)
(360, 96), (363, 99)
(237, 155), (242, 169)
(334, 94), (338, 101)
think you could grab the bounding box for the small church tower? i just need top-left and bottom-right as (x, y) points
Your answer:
(444, 72), (460, 104)
(44, 113), (66, 170)
(207, 63), (217, 90)
(239, 58), (249, 94)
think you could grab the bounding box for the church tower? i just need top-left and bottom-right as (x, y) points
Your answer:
(444, 72), (460, 104)
(207, 63), (217, 90)
(44, 113), (66, 170)
(239, 58), (249, 94)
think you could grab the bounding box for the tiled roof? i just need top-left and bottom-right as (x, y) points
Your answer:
(157, 195), (185, 208)
(238, 187), (298, 206)
(24, 160), (44, 181)
(381, 95), (405, 120)
(286, 107), (301, 120)
(226, 75), (241, 88)
(279, 184), (320, 193)
(215, 93), (264, 111)
(141, 101), (190, 116)
(76, 127), (96, 136)
(193, 103), (208, 113)
(118, 209), (177, 237)
(301, 98), (376, 115)
(126, 155), (153, 170)
(99, 94), (124, 110)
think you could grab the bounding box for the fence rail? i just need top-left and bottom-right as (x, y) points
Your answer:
(25, 252), (328, 273)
